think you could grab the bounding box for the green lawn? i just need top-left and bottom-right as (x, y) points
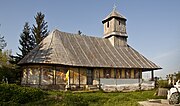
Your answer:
(0, 84), (166, 106)
(26, 90), (165, 106)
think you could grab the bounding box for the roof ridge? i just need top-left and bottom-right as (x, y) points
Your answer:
(53, 29), (104, 40)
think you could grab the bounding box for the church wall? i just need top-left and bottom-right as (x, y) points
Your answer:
(21, 68), (27, 84)
(21, 65), (143, 90)
(93, 68), (100, 85)
(121, 69), (125, 78)
(68, 67), (87, 85)
(55, 67), (66, 84)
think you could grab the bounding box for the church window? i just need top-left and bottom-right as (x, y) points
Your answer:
(104, 69), (111, 78)
(107, 22), (109, 28)
(125, 69), (131, 78)
(114, 69), (121, 78)
(134, 69), (140, 79)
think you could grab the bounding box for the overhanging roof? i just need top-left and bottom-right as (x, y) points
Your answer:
(18, 29), (161, 70)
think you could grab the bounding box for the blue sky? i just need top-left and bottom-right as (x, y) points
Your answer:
(0, 0), (179, 79)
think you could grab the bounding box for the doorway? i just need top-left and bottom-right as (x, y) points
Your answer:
(87, 69), (93, 85)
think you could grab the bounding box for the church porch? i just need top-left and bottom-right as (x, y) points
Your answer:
(21, 65), (155, 91)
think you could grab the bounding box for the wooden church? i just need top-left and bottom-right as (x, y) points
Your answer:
(18, 8), (161, 90)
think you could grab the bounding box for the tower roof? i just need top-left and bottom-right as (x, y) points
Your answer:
(102, 8), (126, 23)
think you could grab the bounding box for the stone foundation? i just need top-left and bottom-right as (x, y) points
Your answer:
(101, 82), (154, 92)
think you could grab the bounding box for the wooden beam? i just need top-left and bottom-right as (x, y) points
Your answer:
(138, 69), (141, 90)
(73, 69), (74, 84)
(39, 66), (42, 85)
(26, 66), (28, 84)
(151, 70), (154, 81)
(115, 69), (117, 90)
(69, 70), (71, 89)
(53, 66), (56, 85)
(78, 68), (80, 88)
(99, 69), (100, 89)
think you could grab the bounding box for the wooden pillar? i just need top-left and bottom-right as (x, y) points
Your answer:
(114, 69), (116, 78)
(115, 69), (117, 90)
(99, 69), (101, 89)
(78, 68), (80, 88)
(20, 67), (22, 84)
(151, 70), (154, 81)
(138, 69), (141, 90)
(26, 66), (28, 84)
(73, 69), (74, 84)
(53, 66), (56, 85)
(39, 66), (42, 85)
(69, 69), (71, 88)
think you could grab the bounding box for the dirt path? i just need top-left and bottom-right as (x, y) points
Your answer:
(138, 99), (178, 106)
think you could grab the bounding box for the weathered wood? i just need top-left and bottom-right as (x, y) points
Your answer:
(18, 29), (161, 71)
(78, 68), (80, 88)
(151, 70), (154, 81)
(99, 69), (100, 89)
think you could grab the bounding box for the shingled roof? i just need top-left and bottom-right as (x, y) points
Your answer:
(102, 9), (126, 23)
(18, 29), (161, 71)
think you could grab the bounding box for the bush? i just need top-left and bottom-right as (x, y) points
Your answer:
(0, 84), (46, 104)
(62, 93), (88, 106)
(157, 80), (172, 88)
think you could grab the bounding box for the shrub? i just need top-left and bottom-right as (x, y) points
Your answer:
(62, 93), (88, 106)
(157, 80), (172, 88)
(0, 84), (46, 104)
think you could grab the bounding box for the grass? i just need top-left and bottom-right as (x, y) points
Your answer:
(24, 89), (166, 106)
(0, 84), (166, 106)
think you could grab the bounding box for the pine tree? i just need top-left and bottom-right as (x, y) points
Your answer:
(0, 36), (7, 51)
(17, 22), (35, 60)
(0, 24), (7, 51)
(32, 12), (49, 45)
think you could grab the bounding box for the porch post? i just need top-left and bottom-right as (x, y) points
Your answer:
(138, 69), (141, 90)
(99, 69), (101, 89)
(53, 66), (56, 85)
(39, 66), (42, 86)
(26, 66), (28, 84)
(20, 67), (22, 84)
(69, 70), (71, 89)
(151, 70), (154, 81)
(115, 69), (117, 91)
(78, 68), (80, 88)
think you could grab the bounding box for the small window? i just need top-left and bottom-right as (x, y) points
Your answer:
(119, 21), (120, 25)
(107, 22), (109, 28)
(114, 69), (121, 78)
(134, 70), (140, 79)
(125, 69), (131, 78)
(104, 69), (111, 78)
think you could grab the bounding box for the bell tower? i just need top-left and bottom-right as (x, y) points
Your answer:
(102, 7), (128, 47)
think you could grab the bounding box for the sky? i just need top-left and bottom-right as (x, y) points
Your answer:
(0, 0), (179, 79)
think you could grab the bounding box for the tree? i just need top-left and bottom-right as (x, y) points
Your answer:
(0, 36), (7, 51)
(175, 71), (180, 81)
(32, 12), (49, 45)
(16, 22), (35, 61)
(0, 24), (7, 51)
(0, 50), (21, 84)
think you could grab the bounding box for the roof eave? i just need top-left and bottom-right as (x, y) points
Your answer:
(102, 16), (127, 24)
